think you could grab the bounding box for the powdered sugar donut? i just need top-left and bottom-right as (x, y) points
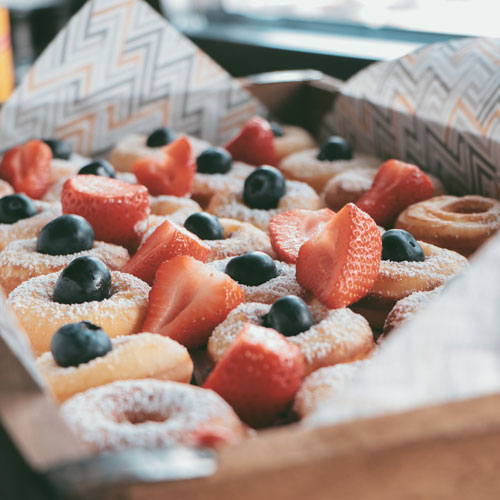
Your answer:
(208, 257), (307, 304)
(279, 148), (381, 193)
(208, 302), (373, 375)
(60, 379), (247, 452)
(395, 195), (500, 256)
(351, 242), (468, 329)
(294, 361), (367, 418)
(7, 271), (150, 355)
(207, 180), (321, 232)
(49, 155), (89, 184)
(149, 195), (202, 226)
(38, 333), (193, 403)
(383, 286), (443, 334)
(0, 238), (129, 294)
(0, 200), (61, 251)
(192, 161), (255, 208)
(0, 179), (14, 198)
(109, 134), (211, 173)
(274, 125), (316, 162)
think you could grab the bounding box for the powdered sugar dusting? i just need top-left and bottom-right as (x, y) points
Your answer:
(192, 162), (255, 198)
(60, 379), (242, 452)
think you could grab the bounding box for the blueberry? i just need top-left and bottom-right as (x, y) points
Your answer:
(243, 166), (286, 209)
(270, 121), (284, 138)
(146, 127), (176, 148)
(42, 138), (72, 160)
(50, 321), (112, 368)
(225, 251), (277, 286)
(263, 295), (314, 337)
(37, 214), (94, 256)
(53, 256), (112, 304)
(317, 136), (352, 161)
(196, 147), (232, 174)
(381, 229), (425, 262)
(78, 159), (116, 178)
(0, 194), (37, 224)
(184, 213), (224, 240)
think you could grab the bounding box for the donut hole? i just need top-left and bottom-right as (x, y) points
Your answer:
(125, 411), (167, 425)
(443, 200), (492, 214)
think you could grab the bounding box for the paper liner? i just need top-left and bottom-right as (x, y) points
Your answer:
(0, 0), (259, 156)
(322, 37), (500, 198)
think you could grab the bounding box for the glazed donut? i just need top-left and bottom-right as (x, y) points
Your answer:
(0, 179), (14, 198)
(294, 361), (366, 419)
(109, 134), (210, 173)
(0, 200), (61, 252)
(278, 148), (381, 193)
(192, 161), (255, 208)
(351, 241), (468, 329)
(273, 125), (316, 162)
(383, 286), (443, 335)
(7, 271), (150, 355)
(322, 167), (446, 213)
(208, 302), (373, 375)
(207, 180), (321, 232)
(208, 257), (308, 304)
(60, 379), (247, 452)
(0, 238), (130, 294)
(204, 218), (275, 261)
(395, 195), (500, 256)
(38, 333), (193, 403)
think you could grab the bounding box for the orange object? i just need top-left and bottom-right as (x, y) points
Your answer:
(0, 8), (14, 102)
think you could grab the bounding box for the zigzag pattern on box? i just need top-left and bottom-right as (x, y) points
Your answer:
(322, 37), (500, 198)
(0, 0), (258, 155)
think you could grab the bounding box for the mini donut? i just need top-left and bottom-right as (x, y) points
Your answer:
(274, 125), (316, 162)
(208, 257), (308, 304)
(149, 195), (202, 225)
(109, 134), (211, 173)
(38, 333), (193, 403)
(204, 218), (275, 261)
(207, 180), (321, 232)
(0, 200), (61, 252)
(395, 195), (500, 256)
(383, 286), (443, 335)
(0, 179), (14, 198)
(278, 148), (381, 193)
(294, 361), (366, 419)
(192, 161), (255, 208)
(0, 238), (130, 294)
(322, 167), (446, 213)
(50, 155), (89, 184)
(208, 302), (373, 375)
(351, 241), (468, 329)
(7, 271), (150, 356)
(60, 379), (247, 452)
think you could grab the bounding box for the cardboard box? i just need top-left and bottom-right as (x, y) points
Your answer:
(3, 2), (500, 498)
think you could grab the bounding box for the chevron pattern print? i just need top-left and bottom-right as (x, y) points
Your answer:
(322, 37), (500, 198)
(0, 0), (258, 156)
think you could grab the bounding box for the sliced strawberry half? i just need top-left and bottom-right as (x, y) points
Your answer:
(62, 175), (150, 252)
(268, 208), (336, 264)
(132, 136), (196, 196)
(121, 219), (209, 285)
(357, 159), (433, 227)
(296, 203), (381, 308)
(204, 323), (304, 428)
(141, 255), (244, 349)
(0, 140), (52, 199)
(224, 116), (277, 167)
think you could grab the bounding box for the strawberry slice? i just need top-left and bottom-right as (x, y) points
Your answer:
(62, 175), (150, 252)
(0, 140), (52, 199)
(296, 203), (381, 308)
(224, 116), (277, 166)
(132, 136), (196, 196)
(357, 159), (433, 227)
(268, 208), (336, 264)
(141, 255), (244, 349)
(204, 323), (304, 428)
(121, 219), (209, 285)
